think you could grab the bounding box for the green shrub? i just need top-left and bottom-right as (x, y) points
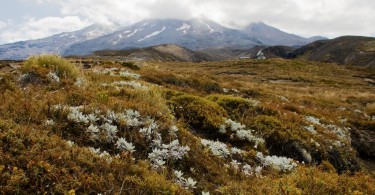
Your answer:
(22, 55), (81, 80)
(161, 89), (185, 100)
(0, 74), (17, 92)
(120, 61), (140, 70)
(207, 94), (253, 119)
(171, 95), (227, 134)
(248, 115), (282, 139)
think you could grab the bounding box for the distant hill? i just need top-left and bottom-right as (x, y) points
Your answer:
(91, 44), (212, 62)
(200, 45), (296, 60)
(202, 36), (375, 67)
(292, 36), (375, 66)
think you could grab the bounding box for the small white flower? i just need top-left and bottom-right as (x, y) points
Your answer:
(99, 151), (113, 164)
(89, 147), (101, 154)
(119, 70), (141, 79)
(112, 81), (148, 89)
(87, 113), (98, 123)
(47, 72), (60, 83)
(101, 123), (118, 142)
(45, 119), (55, 126)
(305, 116), (321, 125)
(279, 96), (290, 102)
(106, 110), (118, 122)
(75, 78), (83, 87)
(304, 125), (317, 134)
(231, 147), (245, 155)
(255, 166), (263, 177)
(67, 107), (89, 124)
(87, 124), (99, 133)
(154, 159), (165, 167)
(256, 152), (297, 172)
(202, 191), (210, 195)
(116, 137), (136, 153)
(230, 160), (241, 170)
(66, 140), (74, 147)
(225, 119), (245, 132)
(242, 164), (253, 176)
(185, 178), (197, 189)
(169, 125), (179, 136)
(174, 170), (184, 179)
(219, 124), (227, 134)
(201, 139), (230, 158)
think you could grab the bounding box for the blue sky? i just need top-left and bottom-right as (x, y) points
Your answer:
(0, 0), (374, 44)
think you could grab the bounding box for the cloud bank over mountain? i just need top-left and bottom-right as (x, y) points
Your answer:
(1, 0), (374, 44)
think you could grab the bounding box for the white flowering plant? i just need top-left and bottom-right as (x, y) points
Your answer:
(256, 152), (297, 172)
(173, 170), (197, 190)
(219, 119), (265, 148)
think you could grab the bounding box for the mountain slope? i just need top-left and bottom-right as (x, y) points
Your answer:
(0, 24), (117, 60)
(292, 36), (375, 66)
(242, 22), (325, 46)
(63, 19), (263, 56)
(91, 44), (212, 62)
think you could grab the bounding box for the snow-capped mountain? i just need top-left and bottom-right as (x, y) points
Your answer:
(63, 19), (262, 56)
(0, 24), (118, 60)
(0, 18), (326, 59)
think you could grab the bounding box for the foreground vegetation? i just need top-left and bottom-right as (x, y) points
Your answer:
(0, 55), (374, 194)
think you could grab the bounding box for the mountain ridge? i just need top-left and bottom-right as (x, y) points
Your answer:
(292, 36), (375, 66)
(0, 18), (326, 60)
(0, 24), (118, 60)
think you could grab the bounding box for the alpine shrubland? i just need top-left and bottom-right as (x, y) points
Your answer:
(0, 55), (374, 194)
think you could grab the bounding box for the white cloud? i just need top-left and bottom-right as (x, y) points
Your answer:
(0, 16), (90, 44)
(49, 0), (375, 38)
(0, 0), (375, 44)
(0, 21), (7, 29)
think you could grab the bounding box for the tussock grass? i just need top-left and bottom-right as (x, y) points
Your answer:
(22, 55), (81, 80)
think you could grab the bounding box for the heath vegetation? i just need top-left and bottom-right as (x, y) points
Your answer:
(0, 55), (374, 194)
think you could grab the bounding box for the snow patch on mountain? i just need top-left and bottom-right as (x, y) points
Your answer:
(138, 26), (166, 42)
(59, 34), (69, 38)
(200, 20), (215, 33)
(176, 23), (191, 34)
(113, 34), (124, 45)
(127, 29), (143, 38)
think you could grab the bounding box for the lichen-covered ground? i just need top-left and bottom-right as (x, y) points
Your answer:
(0, 56), (374, 194)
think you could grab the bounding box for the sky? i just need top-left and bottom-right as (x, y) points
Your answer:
(0, 0), (374, 44)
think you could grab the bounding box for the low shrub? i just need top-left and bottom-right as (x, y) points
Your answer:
(207, 94), (254, 119)
(22, 55), (81, 80)
(119, 61), (140, 70)
(171, 95), (227, 134)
